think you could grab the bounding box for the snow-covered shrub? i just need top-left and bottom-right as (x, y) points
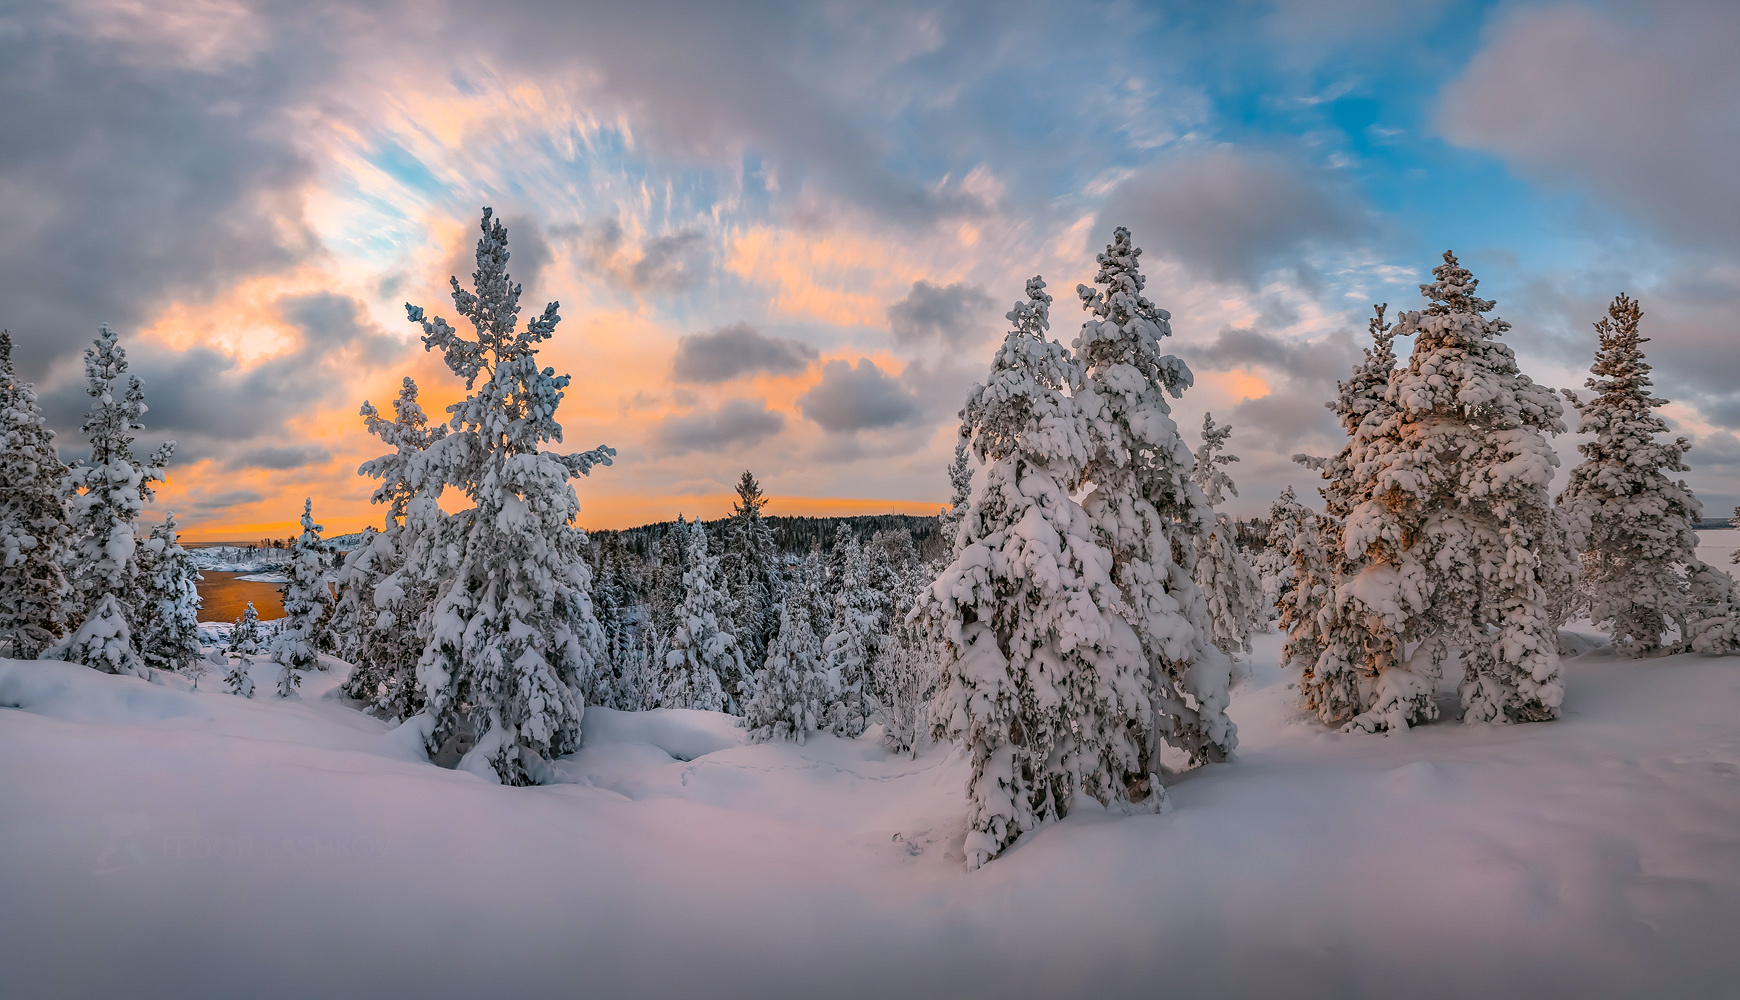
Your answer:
(1190, 412), (1264, 657)
(404, 209), (615, 785)
(0, 330), (71, 658)
(1073, 229), (1234, 766)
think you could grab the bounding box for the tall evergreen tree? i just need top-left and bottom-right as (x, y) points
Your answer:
(46, 326), (172, 674)
(405, 208), (616, 784)
(937, 437), (973, 552)
(1255, 486), (1307, 612)
(1072, 228), (1235, 767)
(0, 331), (71, 658)
(1285, 304), (1400, 727)
(136, 513), (202, 673)
(1190, 412), (1264, 657)
(1556, 294), (1705, 655)
(744, 597), (824, 744)
(1338, 253), (1566, 730)
(921, 276), (1158, 869)
(723, 470), (781, 674)
(338, 377), (447, 718)
(661, 516), (740, 712)
(821, 531), (879, 736)
(270, 498), (331, 678)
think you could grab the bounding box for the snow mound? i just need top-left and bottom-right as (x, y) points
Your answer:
(580, 705), (747, 761)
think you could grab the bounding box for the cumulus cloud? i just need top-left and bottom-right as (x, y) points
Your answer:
(1097, 147), (1371, 286)
(653, 397), (786, 454)
(1189, 324), (1361, 456)
(670, 322), (817, 383)
(888, 280), (998, 348)
(1437, 0), (1740, 253)
(797, 358), (920, 433)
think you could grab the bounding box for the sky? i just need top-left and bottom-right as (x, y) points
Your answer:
(2, 0), (1736, 540)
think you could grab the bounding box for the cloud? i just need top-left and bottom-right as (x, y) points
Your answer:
(670, 322), (817, 383)
(653, 397), (786, 454)
(1097, 147), (1371, 286)
(225, 445), (332, 471)
(888, 280), (998, 348)
(562, 218), (711, 293)
(186, 489), (265, 513)
(797, 358), (920, 433)
(1437, 0), (1740, 253)
(0, 4), (320, 383)
(1188, 324), (1361, 456)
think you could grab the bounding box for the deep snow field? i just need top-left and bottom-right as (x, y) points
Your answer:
(3, 617), (1740, 999)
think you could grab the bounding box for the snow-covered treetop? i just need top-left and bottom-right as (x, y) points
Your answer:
(961, 277), (1085, 471)
(294, 496), (323, 547)
(1192, 412), (1240, 507)
(1075, 227), (1191, 400)
(357, 377), (447, 523)
(1334, 304), (1397, 437)
(1419, 250), (1497, 317)
(79, 325), (173, 499)
(407, 208), (613, 483)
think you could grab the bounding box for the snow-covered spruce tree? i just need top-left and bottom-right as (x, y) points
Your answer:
(920, 276), (1157, 869)
(405, 208), (615, 784)
(722, 470), (782, 674)
(744, 597), (824, 744)
(229, 601), (264, 656)
(937, 436), (973, 551)
(1284, 304), (1399, 727)
(660, 516), (741, 712)
(820, 531), (880, 736)
(1556, 294), (1704, 655)
(1254, 486), (1307, 612)
(1190, 412), (1264, 657)
(136, 513), (202, 673)
(871, 560), (935, 757)
(1339, 253), (1566, 730)
(1072, 228), (1235, 766)
(270, 498), (331, 680)
(0, 330), (72, 658)
(337, 377), (450, 719)
(45, 325), (173, 675)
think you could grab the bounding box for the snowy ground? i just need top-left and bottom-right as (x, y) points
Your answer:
(3, 625), (1739, 998)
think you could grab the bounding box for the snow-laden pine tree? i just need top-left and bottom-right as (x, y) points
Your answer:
(338, 377), (450, 719)
(744, 597), (824, 744)
(820, 531), (880, 736)
(1284, 304), (1399, 727)
(723, 470), (782, 673)
(0, 331), (72, 658)
(229, 601), (264, 657)
(45, 326), (173, 675)
(1190, 412), (1264, 657)
(871, 559), (935, 757)
(137, 513), (202, 673)
(920, 276), (1158, 869)
(937, 437), (973, 551)
(270, 498), (331, 680)
(1072, 229), (1235, 766)
(405, 209), (616, 784)
(1556, 294), (1705, 655)
(660, 516), (741, 712)
(1339, 253), (1566, 730)
(1254, 486), (1308, 612)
